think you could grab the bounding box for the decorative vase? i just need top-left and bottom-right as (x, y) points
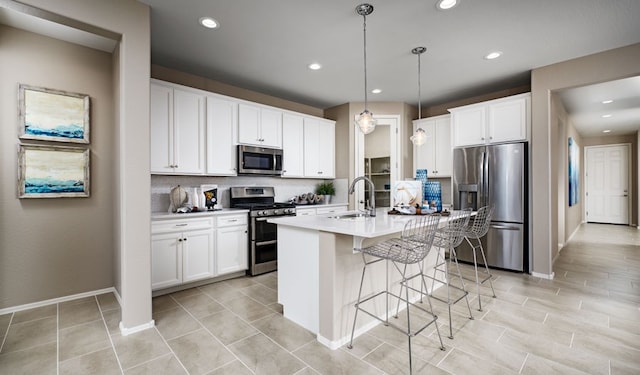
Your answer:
(415, 169), (428, 205)
(424, 181), (442, 211)
(323, 195), (332, 204)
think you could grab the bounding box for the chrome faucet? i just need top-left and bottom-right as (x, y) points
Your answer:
(348, 176), (376, 217)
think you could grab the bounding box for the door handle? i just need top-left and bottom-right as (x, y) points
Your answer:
(490, 225), (519, 231)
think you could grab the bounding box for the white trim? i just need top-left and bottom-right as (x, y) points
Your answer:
(531, 271), (555, 280)
(0, 287), (118, 315)
(119, 319), (155, 336)
(315, 285), (441, 350)
(317, 319), (379, 350)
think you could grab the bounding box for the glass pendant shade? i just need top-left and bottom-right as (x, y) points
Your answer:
(356, 109), (377, 134)
(410, 127), (426, 146)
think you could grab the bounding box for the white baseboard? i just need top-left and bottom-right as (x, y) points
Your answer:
(0, 287), (118, 315)
(119, 319), (155, 336)
(531, 271), (555, 280)
(316, 287), (440, 350)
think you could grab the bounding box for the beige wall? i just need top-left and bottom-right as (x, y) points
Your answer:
(531, 42), (640, 277)
(18, 0), (152, 331)
(0, 25), (114, 308)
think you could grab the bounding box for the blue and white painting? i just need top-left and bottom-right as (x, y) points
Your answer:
(568, 137), (579, 206)
(19, 85), (90, 143)
(19, 145), (90, 198)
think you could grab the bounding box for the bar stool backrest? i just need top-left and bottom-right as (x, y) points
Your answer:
(400, 214), (440, 264)
(435, 209), (472, 249)
(467, 205), (494, 238)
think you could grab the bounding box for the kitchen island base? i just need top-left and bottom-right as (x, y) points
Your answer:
(277, 222), (444, 349)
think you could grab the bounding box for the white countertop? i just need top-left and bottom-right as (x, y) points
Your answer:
(151, 208), (248, 220)
(268, 208), (434, 238)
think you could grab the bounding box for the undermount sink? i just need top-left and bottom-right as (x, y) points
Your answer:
(329, 212), (371, 220)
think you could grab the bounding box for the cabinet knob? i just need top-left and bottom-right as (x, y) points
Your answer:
(481, 137), (485, 140)
(318, 171), (323, 175)
(183, 238), (187, 241)
(178, 238), (183, 242)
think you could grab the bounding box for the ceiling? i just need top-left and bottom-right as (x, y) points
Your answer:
(3, 0), (639, 137)
(137, 0), (640, 137)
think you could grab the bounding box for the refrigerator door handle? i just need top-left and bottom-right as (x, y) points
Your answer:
(481, 150), (489, 207)
(490, 224), (519, 230)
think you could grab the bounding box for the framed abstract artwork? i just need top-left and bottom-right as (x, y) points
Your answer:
(568, 137), (579, 206)
(18, 144), (90, 198)
(18, 84), (90, 144)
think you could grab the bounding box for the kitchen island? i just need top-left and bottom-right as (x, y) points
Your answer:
(268, 208), (449, 349)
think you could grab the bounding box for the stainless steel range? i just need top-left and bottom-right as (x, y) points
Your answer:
(230, 186), (296, 276)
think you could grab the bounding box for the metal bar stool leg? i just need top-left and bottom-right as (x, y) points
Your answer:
(450, 246), (474, 320)
(348, 253), (368, 349)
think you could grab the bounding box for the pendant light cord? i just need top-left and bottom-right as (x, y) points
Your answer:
(362, 13), (369, 110)
(417, 51), (422, 119)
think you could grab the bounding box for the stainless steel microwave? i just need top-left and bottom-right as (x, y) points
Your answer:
(237, 145), (283, 176)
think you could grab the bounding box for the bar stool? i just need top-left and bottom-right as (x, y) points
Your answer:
(347, 215), (445, 374)
(424, 209), (474, 339)
(459, 205), (497, 311)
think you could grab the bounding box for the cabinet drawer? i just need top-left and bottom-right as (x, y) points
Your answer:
(216, 214), (248, 227)
(316, 206), (348, 215)
(152, 218), (213, 234)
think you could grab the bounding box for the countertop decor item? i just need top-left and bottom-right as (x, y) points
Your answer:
(392, 181), (422, 207)
(169, 185), (189, 213)
(315, 181), (335, 204)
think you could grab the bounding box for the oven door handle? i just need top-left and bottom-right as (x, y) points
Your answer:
(255, 240), (278, 246)
(255, 217), (271, 222)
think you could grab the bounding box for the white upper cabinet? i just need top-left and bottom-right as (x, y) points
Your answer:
(206, 95), (237, 176)
(413, 114), (451, 177)
(238, 103), (282, 148)
(282, 113), (305, 177)
(304, 118), (335, 178)
(450, 93), (530, 147)
(150, 80), (205, 174)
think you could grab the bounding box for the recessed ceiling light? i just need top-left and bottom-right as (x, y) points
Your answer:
(437, 0), (459, 10)
(601, 99), (613, 104)
(199, 17), (219, 29)
(602, 129), (611, 133)
(602, 114), (612, 118)
(371, 89), (382, 94)
(484, 51), (502, 60)
(308, 63), (322, 70)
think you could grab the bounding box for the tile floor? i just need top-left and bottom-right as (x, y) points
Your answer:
(1, 223), (639, 374)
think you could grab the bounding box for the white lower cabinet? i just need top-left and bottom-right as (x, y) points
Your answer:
(296, 205), (347, 216)
(151, 217), (214, 290)
(215, 214), (249, 275)
(151, 232), (183, 290)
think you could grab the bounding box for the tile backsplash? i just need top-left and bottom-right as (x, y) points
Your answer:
(151, 175), (349, 213)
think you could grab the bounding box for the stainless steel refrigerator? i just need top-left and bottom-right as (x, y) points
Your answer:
(453, 142), (528, 272)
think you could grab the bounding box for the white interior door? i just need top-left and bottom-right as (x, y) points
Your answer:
(354, 115), (399, 211)
(585, 144), (630, 224)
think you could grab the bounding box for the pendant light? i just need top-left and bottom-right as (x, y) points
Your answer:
(355, 3), (377, 134)
(410, 46), (427, 146)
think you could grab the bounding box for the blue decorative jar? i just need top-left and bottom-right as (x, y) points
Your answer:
(424, 181), (442, 211)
